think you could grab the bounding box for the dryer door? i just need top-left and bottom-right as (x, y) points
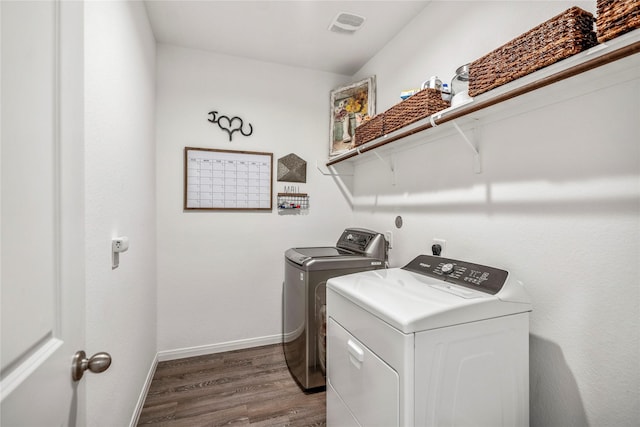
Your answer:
(327, 318), (399, 427)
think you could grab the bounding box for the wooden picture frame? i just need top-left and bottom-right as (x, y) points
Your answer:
(184, 147), (273, 210)
(329, 75), (376, 157)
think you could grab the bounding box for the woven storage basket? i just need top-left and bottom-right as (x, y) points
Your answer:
(469, 6), (597, 98)
(354, 114), (384, 147)
(596, 0), (640, 43)
(383, 88), (450, 134)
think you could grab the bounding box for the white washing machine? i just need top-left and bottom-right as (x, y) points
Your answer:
(326, 254), (532, 427)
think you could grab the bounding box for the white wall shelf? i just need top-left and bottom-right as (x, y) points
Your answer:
(326, 30), (640, 169)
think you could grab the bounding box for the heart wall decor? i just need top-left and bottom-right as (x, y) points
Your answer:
(207, 111), (254, 142)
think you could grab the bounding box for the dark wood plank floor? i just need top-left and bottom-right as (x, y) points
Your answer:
(137, 344), (326, 426)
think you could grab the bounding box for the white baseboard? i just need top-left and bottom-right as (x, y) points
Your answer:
(157, 334), (283, 362)
(129, 352), (158, 427)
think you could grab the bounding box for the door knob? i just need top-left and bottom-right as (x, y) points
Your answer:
(72, 350), (112, 381)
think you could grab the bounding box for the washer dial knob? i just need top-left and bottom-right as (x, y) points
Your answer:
(441, 263), (455, 274)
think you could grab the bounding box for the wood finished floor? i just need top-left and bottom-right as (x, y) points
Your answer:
(137, 344), (326, 426)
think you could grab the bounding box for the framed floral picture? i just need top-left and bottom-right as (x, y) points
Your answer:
(329, 76), (376, 157)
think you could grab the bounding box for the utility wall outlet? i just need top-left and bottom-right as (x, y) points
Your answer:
(384, 231), (393, 249)
(432, 238), (447, 256)
(112, 236), (129, 269)
(112, 237), (129, 253)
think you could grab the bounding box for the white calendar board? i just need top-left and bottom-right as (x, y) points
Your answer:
(184, 147), (273, 210)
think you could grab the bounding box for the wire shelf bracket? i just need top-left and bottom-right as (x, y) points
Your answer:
(315, 161), (354, 177)
(452, 120), (481, 174)
(372, 151), (397, 186)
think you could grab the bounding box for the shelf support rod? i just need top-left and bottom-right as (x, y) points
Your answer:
(372, 151), (396, 186)
(452, 120), (481, 174)
(315, 161), (353, 177)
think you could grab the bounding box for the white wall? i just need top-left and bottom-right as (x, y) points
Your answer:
(349, 1), (639, 426)
(156, 45), (354, 353)
(84, 2), (157, 425)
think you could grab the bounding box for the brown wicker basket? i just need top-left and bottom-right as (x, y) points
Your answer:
(469, 6), (597, 98)
(383, 88), (450, 134)
(354, 114), (384, 147)
(596, 0), (640, 43)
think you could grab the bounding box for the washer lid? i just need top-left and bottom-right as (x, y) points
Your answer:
(285, 247), (354, 265)
(285, 247), (384, 271)
(327, 255), (531, 334)
(293, 247), (355, 258)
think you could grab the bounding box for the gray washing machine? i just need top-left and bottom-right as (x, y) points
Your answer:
(283, 228), (388, 391)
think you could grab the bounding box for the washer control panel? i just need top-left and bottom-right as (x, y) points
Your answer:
(402, 254), (508, 295)
(336, 228), (385, 257)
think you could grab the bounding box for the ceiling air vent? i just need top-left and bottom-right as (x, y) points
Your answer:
(328, 12), (366, 34)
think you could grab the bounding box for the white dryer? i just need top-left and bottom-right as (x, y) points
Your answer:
(326, 254), (532, 427)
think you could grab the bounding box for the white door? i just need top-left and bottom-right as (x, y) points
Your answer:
(1, 1), (88, 425)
